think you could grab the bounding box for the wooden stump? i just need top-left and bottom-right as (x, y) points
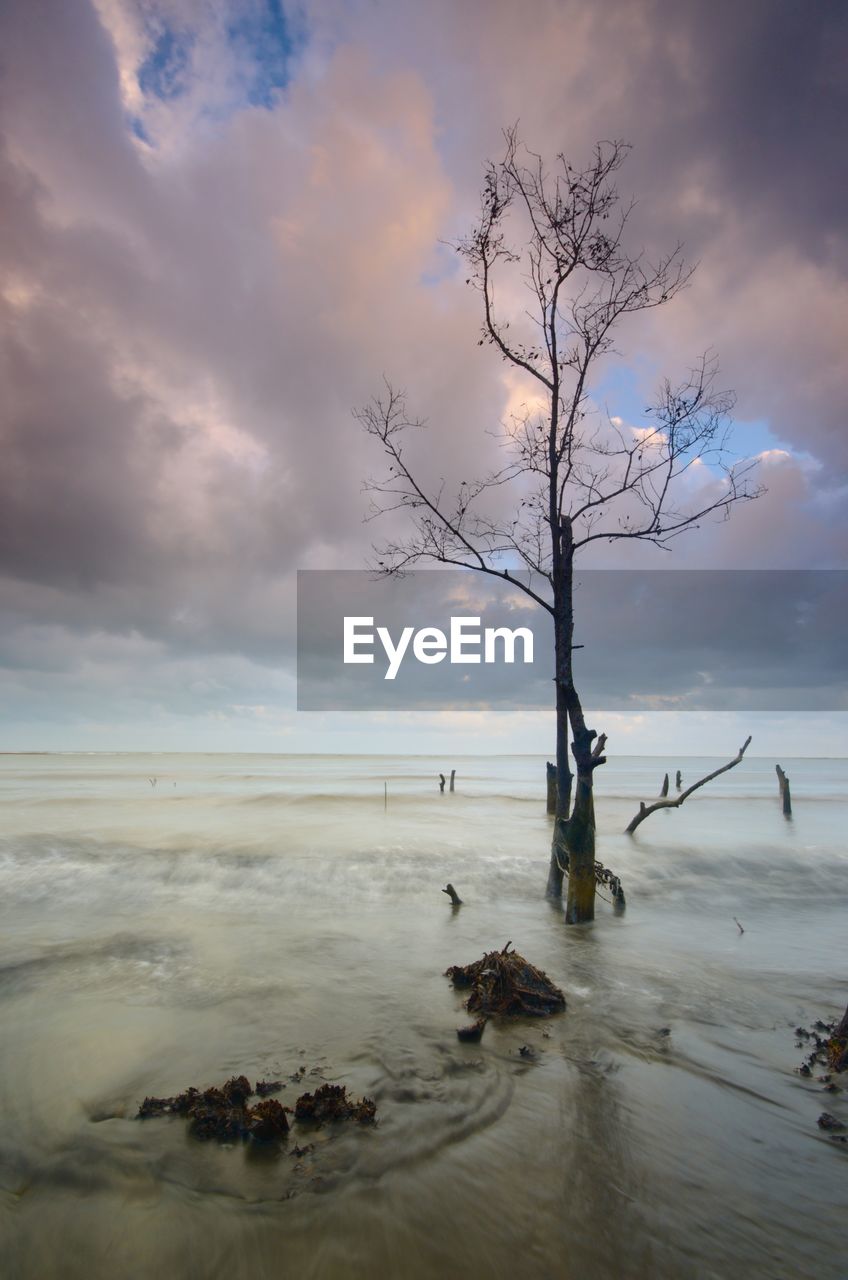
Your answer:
(546, 761), (556, 815)
(776, 764), (792, 816)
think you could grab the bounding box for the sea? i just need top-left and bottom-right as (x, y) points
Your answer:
(0, 752), (845, 1279)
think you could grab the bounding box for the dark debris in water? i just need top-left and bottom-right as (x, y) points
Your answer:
(795, 1009), (847, 1144)
(255, 1079), (283, 1097)
(137, 1074), (375, 1144)
(294, 1083), (376, 1125)
(446, 942), (566, 1018)
(796, 1013), (848, 1081)
(456, 1018), (487, 1043)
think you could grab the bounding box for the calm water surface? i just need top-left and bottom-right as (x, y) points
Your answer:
(0, 753), (845, 1279)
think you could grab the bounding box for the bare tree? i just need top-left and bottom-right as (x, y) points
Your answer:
(357, 130), (762, 923)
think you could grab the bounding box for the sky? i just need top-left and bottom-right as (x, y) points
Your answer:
(0, 0), (846, 756)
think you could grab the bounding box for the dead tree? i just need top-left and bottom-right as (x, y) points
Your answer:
(676, 769), (683, 790)
(439, 773), (446, 793)
(776, 764), (792, 816)
(442, 883), (463, 906)
(450, 769), (456, 793)
(659, 772), (669, 797)
(626, 736), (752, 833)
(358, 131), (762, 923)
(546, 761), (557, 814)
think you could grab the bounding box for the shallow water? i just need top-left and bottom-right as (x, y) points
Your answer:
(0, 752), (845, 1279)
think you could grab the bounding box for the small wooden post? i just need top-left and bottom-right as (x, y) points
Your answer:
(449, 769), (456, 793)
(660, 773), (669, 797)
(439, 774), (446, 793)
(546, 761), (556, 814)
(776, 764), (792, 816)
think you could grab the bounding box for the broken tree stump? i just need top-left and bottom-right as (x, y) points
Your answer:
(660, 772), (669, 797)
(546, 761), (556, 814)
(675, 769), (682, 790)
(442, 883), (463, 906)
(439, 773), (446, 793)
(776, 764), (792, 816)
(449, 769), (456, 793)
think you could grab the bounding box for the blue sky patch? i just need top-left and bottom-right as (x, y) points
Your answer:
(227, 0), (301, 108)
(138, 25), (194, 102)
(127, 114), (152, 145)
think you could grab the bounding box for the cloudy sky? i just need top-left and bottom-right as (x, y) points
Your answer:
(1, 0), (846, 755)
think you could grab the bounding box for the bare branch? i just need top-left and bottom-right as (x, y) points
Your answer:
(625, 736), (753, 834)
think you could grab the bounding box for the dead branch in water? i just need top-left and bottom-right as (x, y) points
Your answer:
(776, 763), (792, 816)
(625, 735), (752, 834)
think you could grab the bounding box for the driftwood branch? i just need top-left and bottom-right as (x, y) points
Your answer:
(625, 735), (752, 833)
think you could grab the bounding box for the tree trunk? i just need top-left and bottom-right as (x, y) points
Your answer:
(564, 767), (596, 923)
(546, 676), (574, 899)
(547, 523), (600, 922)
(563, 709), (603, 923)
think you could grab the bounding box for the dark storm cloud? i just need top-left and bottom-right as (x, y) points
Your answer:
(668, 0), (848, 255)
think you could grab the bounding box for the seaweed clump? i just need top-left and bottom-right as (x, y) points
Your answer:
(796, 1007), (847, 1144)
(797, 1011), (848, 1079)
(294, 1083), (376, 1125)
(138, 1075), (288, 1143)
(445, 942), (566, 1017)
(137, 1074), (375, 1143)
